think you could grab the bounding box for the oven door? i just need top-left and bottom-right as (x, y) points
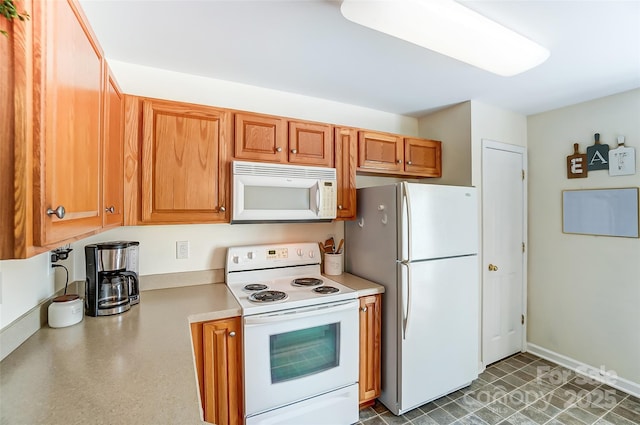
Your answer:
(243, 299), (359, 417)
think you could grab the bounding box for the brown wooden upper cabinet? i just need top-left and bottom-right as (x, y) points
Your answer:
(102, 67), (124, 228)
(334, 127), (357, 220)
(132, 98), (231, 224)
(358, 131), (442, 178)
(234, 112), (333, 167)
(35, 0), (105, 247)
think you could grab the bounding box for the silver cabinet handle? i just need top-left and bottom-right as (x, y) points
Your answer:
(229, 331), (236, 337)
(105, 205), (115, 213)
(361, 307), (367, 312)
(219, 206), (226, 212)
(338, 205), (343, 210)
(275, 147), (282, 152)
(291, 149), (297, 154)
(46, 205), (65, 219)
(407, 161), (412, 165)
(396, 159), (402, 164)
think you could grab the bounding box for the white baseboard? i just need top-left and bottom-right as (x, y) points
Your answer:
(527, 342), (640, 398)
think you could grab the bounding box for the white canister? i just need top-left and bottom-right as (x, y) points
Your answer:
(48, 295), (84, 328)
(324, 252), (343, 276)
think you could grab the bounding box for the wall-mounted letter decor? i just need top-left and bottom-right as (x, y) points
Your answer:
(566, 143), (588, 179)
(586, 133), (609, 171)
(609, 136), (636, 176)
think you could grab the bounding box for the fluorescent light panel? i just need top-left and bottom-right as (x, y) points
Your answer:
(340, 0), (550, 76)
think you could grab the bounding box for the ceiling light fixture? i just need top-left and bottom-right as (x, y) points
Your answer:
(340, 0), (550, 77)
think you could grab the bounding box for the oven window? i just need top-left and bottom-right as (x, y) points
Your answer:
(269, 323), (339, 383)
(244, 186), (310, 210)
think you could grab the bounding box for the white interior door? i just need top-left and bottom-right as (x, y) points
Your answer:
(481, 140), (527, 366)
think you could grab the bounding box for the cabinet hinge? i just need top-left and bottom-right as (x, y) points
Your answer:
(522, 169), (525, 180)
(522, 242), (526, 253)
(521, 314), (525, 325)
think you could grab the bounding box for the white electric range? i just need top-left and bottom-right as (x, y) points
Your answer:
(225, 242), (359, 425)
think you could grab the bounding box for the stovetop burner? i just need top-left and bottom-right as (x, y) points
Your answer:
(248, 290), (288, 303)
(292, 277), (323, 287)
(312, 286), (340, 294)
(244, 283), (268, 291)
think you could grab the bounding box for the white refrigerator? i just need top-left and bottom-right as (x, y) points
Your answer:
(345, 182), (479, 415)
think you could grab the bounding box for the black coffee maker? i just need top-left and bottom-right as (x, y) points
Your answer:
(85, 241), (140, 317)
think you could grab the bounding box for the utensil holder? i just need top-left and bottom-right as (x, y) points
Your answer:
(324, 252), (343, 276)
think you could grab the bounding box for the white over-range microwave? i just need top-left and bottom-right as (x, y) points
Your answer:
(231, 160), (337, 223)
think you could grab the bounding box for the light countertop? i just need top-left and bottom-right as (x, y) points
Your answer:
(0, 274), (383, 425)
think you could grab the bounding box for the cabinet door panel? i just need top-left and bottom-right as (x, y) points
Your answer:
(359, 294), (381, 406)
(288, 121), (333, 167)
(141, 99), (229, 223)
(37, 0), (103, 245)
(404, 138), (442, 177)
(203, 318), (243, 425)
(234, 112), (286, 162)
(103, 69), (123, 228)
(334, 127), (357, 220)
(358, 131), (403, 172)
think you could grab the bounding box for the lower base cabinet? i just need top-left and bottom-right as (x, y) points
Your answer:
(191, 317), (243, 425)
(359, 294), (382, 407)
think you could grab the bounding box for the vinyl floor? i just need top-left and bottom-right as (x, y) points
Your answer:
(356, 352), (640, 425)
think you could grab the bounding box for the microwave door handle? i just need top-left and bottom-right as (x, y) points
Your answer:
(315, 181), (321, 214)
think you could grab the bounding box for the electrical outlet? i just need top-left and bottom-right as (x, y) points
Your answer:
(176, 241), (189, 259)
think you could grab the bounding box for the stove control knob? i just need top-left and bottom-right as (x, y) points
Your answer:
(308, 250), (314, 258)
(296, 248), (303, 257)
(246, 251), (255, 260)
(232, 255), (240, 264)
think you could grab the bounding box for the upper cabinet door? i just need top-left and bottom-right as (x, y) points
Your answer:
(141, 99), (231, 223)
(288, 121), (333, 167)
(334, 127), (357, 220)
(234, 112), (287, 163)
(36, 0), (104, 246)
(357, 131), (403, 172)
(103, 68), (124, 228)
(404, 138), (442, 177)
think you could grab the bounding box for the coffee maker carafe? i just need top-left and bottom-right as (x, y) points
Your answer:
(85, 241), (140, 317)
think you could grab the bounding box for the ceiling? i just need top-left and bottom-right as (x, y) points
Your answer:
(78, 0), (640, 117)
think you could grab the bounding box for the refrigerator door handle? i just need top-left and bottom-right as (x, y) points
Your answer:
(401, 182), (412, 262)
(400, 260), (411, 340)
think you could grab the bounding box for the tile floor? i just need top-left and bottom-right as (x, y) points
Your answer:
(356, 352), (640, 425)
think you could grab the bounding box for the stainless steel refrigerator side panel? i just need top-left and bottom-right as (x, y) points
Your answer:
(345, 184), (401, 412)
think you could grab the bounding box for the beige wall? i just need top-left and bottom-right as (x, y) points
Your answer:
(527, 88), (640, 385)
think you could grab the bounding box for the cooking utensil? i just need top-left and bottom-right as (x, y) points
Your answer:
(608, 135), (635, 176)
(586, 133), (609, 171)
(566, 143), (588, 179)
(324, 237), (335, 253)
(336, 239), (344, 254)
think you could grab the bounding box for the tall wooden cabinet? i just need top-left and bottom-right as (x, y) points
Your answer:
(359, 294), (382, 407)
(191, 317), (243, 425)
(102, 67), (124, 228)
(35, 0), (104, 246)
(1, 0), (121, 259)
(334, 127), (357, 220)
(123, 97), (231, 224)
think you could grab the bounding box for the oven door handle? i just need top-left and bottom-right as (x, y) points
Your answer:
(244, 300), (357, 325)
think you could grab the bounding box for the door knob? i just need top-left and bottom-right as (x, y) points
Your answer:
(396, 159), (402, 164)
(488, 264), (499, 271)
(219, 206), (226, 212)
(291, 149), (297, 154)
(407, 161), (412, 165)
(229, 331), (236, 337)
(361, 307), (367, 312)
(275, 147), (282, 152)
(46, 205), (66, 219)
(105, 205), (115, 213)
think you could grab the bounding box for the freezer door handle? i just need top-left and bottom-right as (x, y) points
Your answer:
(400, 260), (411, 340)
